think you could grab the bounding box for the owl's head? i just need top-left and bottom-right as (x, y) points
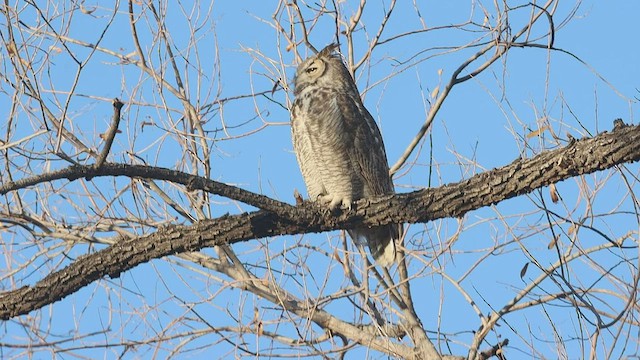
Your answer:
(293, 44), (356, 95)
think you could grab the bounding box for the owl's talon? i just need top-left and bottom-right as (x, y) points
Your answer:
(341, 198), (353, 211)
(329, 197), (342, 210)
(318, 194), (334, 207)
(319, 194), (352, 211)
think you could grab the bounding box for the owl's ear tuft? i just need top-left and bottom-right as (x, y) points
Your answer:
(319, 43), (339, 57)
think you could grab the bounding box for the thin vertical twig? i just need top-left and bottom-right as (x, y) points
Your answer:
(95, 98), (124, 168)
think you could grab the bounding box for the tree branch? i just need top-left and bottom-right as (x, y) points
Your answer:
(1, 121), (639, 320)
(0, 163), (296, 217)
(95, 98), (124, 168)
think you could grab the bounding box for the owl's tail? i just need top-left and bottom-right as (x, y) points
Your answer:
(349, 224), (400, 267)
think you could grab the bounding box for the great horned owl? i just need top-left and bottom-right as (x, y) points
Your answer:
(290, 44), (399, 267)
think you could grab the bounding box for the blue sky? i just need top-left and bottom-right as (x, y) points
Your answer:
(1, 1), (639, 358)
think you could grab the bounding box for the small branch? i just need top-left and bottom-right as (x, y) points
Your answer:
(390, 1), (557, 175)
(291, 0), (317, 53)
(0, 129), (48, 151)
(354, 0), (396, 71)
(95, 98), (124, 168)
(389, 42), (499, 175)
(0, 163), (297, 218)
(479, 339), (509, 360)
(128, 0), (147, 67)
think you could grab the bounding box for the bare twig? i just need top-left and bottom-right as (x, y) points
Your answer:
(479, 339), (509, 360)
(0, 163), (297, 217)
(95, 98), (124, 168)
(291, 0), (317, 53)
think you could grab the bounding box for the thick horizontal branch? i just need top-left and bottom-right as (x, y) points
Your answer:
(391, 120), (640, 224)
(1, 121), (639, 319)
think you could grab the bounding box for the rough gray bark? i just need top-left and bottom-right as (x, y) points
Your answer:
(1, 121), (638, 326)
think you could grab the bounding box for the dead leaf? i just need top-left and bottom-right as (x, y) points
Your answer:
(7, 41), (17, 56)
(519, 262), (529, 279)
(80, 5), (96, 14)
(271, 79), (280, 95)
(294, 189), (304, 206)
(549, 183), (559, 203)
(48, 46), (62, 54)
(430, 85), (439, 99)
(526, 125), (549, 138)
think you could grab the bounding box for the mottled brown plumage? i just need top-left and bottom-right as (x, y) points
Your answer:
(290, 44), (400, 267)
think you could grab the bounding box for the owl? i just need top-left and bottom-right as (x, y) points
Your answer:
(290, 44), (400, 267)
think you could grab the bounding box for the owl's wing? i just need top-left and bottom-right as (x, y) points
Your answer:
(338, 92), (394, 197)
(338, 92), (400, 266)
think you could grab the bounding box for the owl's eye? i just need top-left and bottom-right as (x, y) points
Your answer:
(306, 66), (317, 74)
